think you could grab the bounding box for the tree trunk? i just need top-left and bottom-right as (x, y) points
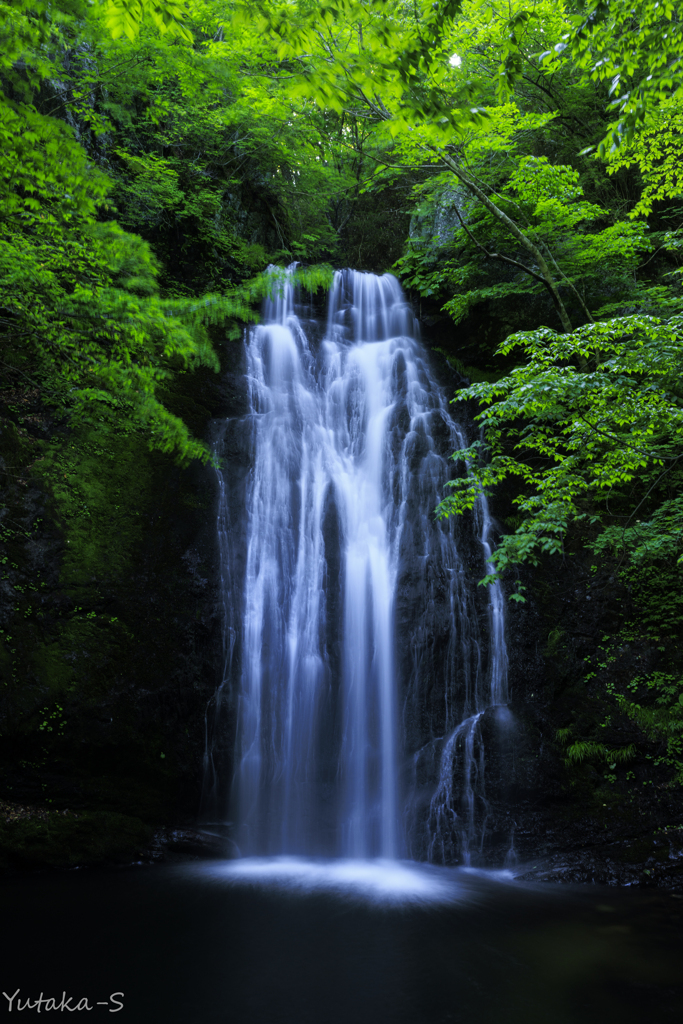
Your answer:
(438, 151), (574, 334)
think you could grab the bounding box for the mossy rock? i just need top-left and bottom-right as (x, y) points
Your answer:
(0, 811), (152, 868)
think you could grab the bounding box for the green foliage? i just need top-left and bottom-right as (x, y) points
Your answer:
(0, 0), (208, 462)
(1, 0), (677, 540)
(395, 127), (650, 331)
(0, 0), (341, 468)
(598, 667), (683, 785)
(613, 672), (683, 783)
(562, 0), (683, 155)
(553, 599), (683, 791)
(436, 314), (683, 578)
(102, 0), (192, 42)
(604, 102), (683, 219)
(0, 218), (259, 464)
(558, 737), (636, 766)
(620, 563), (683, 636)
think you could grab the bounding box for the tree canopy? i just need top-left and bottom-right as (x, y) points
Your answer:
(1, 0), (682, 495)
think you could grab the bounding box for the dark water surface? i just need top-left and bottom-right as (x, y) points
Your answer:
(2, 860), (683, 1024)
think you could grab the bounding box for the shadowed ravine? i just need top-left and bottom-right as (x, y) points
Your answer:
(205, 269), (508, 865)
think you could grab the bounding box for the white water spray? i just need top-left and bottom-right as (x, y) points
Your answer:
(211, 269), (508, 863)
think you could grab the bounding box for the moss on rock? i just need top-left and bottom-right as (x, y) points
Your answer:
(0, 809), (152, 868)
(0, 360), (231, 845)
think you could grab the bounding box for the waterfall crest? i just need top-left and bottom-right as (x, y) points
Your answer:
(209, 269), (508, 863)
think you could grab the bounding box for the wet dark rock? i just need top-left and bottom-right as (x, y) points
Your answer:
(144, 826), (234, 863)
(0, 345), (247, 849)
(515, 826), (683, 891)
(412, 345), (683, 882)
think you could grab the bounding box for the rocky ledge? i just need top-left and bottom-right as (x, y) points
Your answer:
(0, 800), (231, 870)
(515, 826), (683, 891)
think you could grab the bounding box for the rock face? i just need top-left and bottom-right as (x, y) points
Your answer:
(375, 340), (683, 882)
(0, 336), (248, 867)
(2, 301), (682, 882)
(457, 481), (683, 883)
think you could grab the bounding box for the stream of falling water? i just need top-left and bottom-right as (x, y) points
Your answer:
(206, 269), (508, 864)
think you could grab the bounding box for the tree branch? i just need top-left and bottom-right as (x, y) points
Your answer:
(453, 207), (547, 285)
(440, 154), (573, 331)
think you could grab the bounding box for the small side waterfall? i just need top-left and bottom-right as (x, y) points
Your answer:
(208, 269), (508, 863)
(425, 492), (509, 865)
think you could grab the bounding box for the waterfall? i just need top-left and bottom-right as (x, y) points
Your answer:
(210, 268), (508, 863)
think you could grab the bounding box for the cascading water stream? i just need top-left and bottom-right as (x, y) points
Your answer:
(208, 268), (508, 864)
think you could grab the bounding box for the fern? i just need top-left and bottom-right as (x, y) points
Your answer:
(563, 740), (636, 764)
